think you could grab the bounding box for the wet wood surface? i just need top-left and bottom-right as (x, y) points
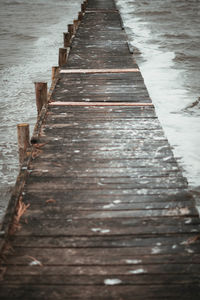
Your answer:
(1, 0), (200, 299)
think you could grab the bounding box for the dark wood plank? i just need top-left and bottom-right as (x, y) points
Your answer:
(0, 284), (200, 300)
(14, 217), (200, 237)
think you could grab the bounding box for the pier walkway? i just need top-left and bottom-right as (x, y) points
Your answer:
(1, 0), (200, 298)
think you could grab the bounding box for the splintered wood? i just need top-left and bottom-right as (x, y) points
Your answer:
(1, 0), (200, 299)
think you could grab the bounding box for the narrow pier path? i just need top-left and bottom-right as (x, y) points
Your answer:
(1, 0), (200, 299)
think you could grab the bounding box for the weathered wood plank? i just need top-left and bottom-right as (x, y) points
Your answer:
(22, 190), (193, 204)
(21, 200), (196, 213)
(2, 274), (200, 286)
(23, 207), (197, 220)
(14, 217), (200, 237)
(0, 284), (199, 300)
(49, 102), (153, 106)
(60, 68), (139, 74)
(4, 248), (200, 266)
(11, 232), (200, 248)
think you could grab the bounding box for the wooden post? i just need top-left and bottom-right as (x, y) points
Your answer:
(34, 82), (48, 115)
(73, 19), (79, 32)
(63, 32), (71, 48)
(52, 66), (59, 82)
(78, 11), (83, 22)
(17, 123), (30, 164)
(59, 48), (67, 67)
(68, 24), (74, 38)
(81, 3), (85, 13)
(84, 0), (88, 9)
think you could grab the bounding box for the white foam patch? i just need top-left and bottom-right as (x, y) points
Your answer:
(103, 203), (115, 209)
(197, 206), (200, 217)
(74, 150), (80, 153)
(186, 248), (194, 254)
(126, 259), (142, 264)
(101, 229), (110, 234)
(180, 208), (190, 215)
(137, 189), (148, 195)
(151, 247), (161, 254)
(29, 260), (42, 266)
(104, 279), (122, 285)
(91, 228), (110, 234)
(113, 200), (121, 204)
(185, 218), (192, 224)
(129, 269), (147, 274)
(163, 156), (173, 162)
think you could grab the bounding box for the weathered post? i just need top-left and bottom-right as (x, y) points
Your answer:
(73, 19), (79, 32)
(34, 82), (48, 115)
(68, 24), (74, 39)
(81, 3), (85, 13)
(84, 0), (88, 9)
(63, 32), (71, 48)
(59, 48), (67, 67)
(52, 66), (59, 82)
(78, 11), (83, 22)
(17, 123), (30, 164)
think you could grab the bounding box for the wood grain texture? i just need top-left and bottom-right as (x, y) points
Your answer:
(1, 0), (200, 298)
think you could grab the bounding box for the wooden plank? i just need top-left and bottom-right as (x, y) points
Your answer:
(14, 217), (200, 237)
(4, 261), (200, 276)
(0, 284), (200, 300)
(60, 68), (139, 74)
(12, 232), (200, 248)
(86, 9), (119, 13)
(49, 102), (154, 106)
(21, 207), (197, 220)
(22, 190), (193, 205)
(4, 248), (200, 266)
(2, 274), (200, 286)
(20, 201), (196, 213)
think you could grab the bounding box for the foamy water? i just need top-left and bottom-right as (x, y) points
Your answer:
(0, 0), (200, 221)
(116, 0), (200, 188)
(0, 0), (82, 221)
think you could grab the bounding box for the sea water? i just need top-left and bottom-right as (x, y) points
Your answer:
(0, 0), (82, 221)
(116, 0), (200, 189)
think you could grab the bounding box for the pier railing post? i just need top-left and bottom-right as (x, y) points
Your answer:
(73, 19), (79, 32)
(81, 3), (86, 13)
(63, 32), (71, 48)
(34, 82), (48, 115)
(78, 12), (83, 22)
(59, 48), (67, 67)
(52, 66), (59, 82)
(17, 123), (30, 165)
(68, 24), (74, 39)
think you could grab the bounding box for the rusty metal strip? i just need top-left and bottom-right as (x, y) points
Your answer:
(60, 68), (139, 74)
(49, 102), (154, 107)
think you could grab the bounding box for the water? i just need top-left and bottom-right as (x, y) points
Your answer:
(0, 0), (200, 221)
(116, 0), (200, 188)
(0, 0), (82, 221)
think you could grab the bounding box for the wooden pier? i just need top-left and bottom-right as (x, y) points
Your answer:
(0, 0), (200, 298)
